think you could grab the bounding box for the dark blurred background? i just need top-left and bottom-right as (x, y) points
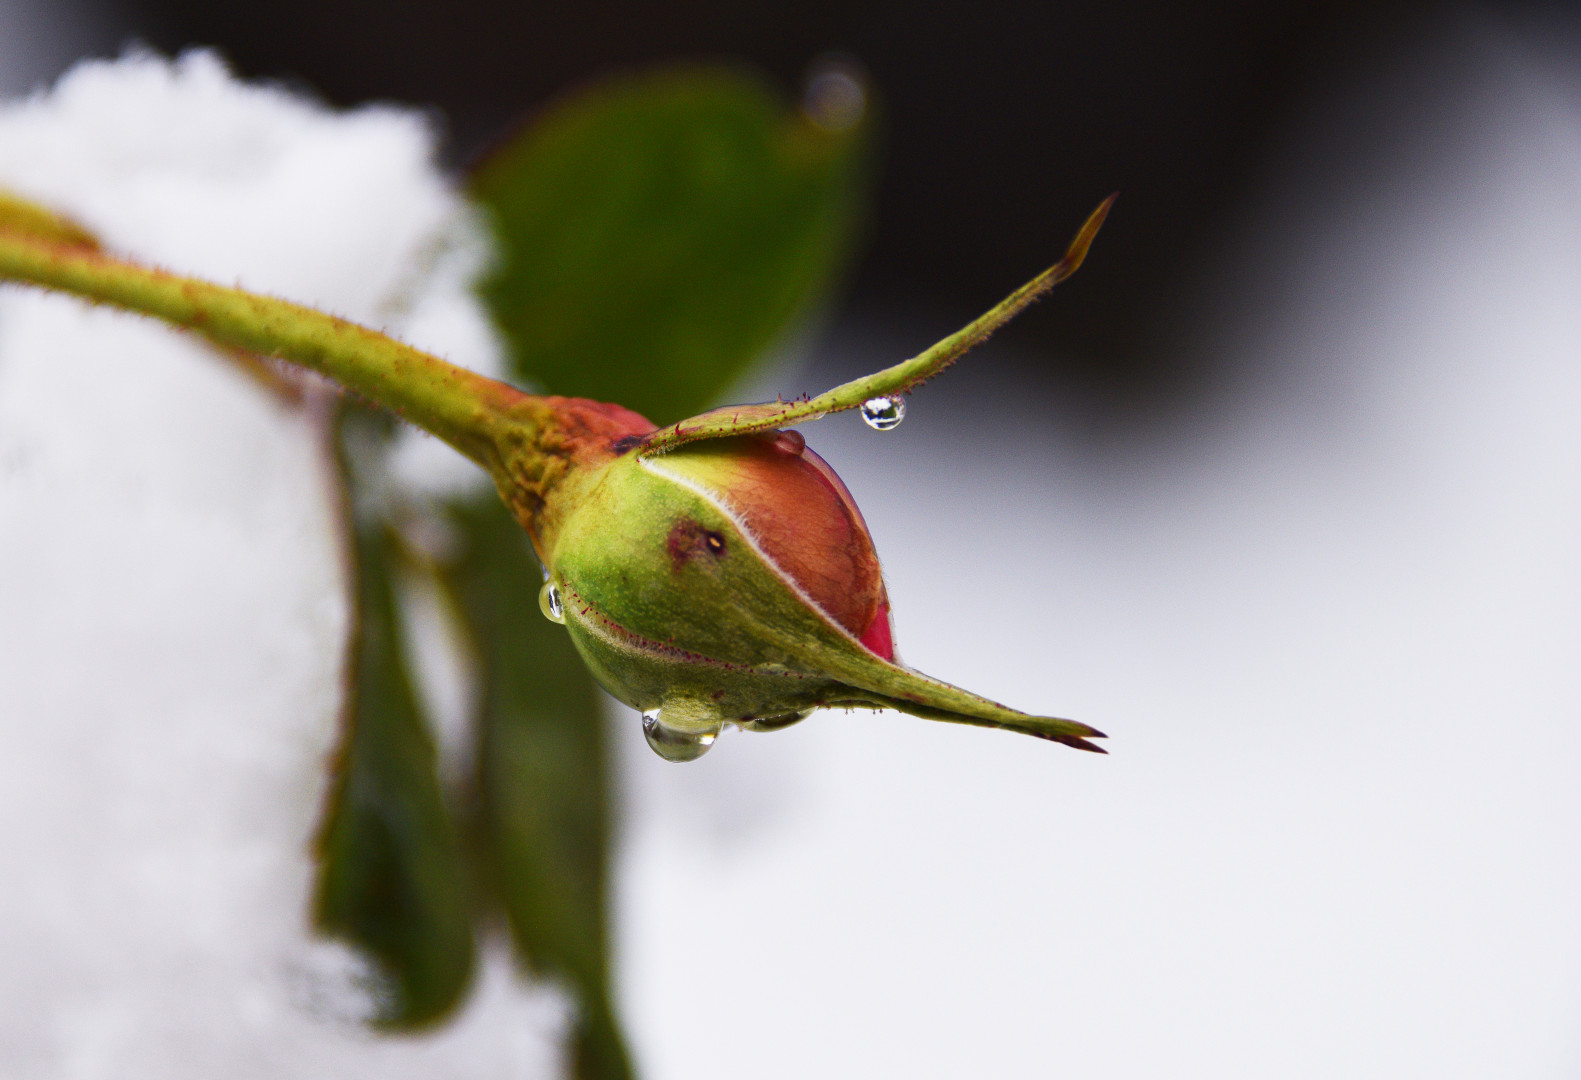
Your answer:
(27, 0), (1544, 424)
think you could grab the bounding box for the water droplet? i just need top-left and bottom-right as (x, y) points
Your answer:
(802, 57), (867, 132)
(860, 396), (906, 431)
(738, 708), (814, 733)
(538, 581), (564, 624)
(642, 710), (719, 762)
(773, 429), (806, 456)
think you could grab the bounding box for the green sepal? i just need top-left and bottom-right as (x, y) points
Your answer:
(637, 195), (1115, 455)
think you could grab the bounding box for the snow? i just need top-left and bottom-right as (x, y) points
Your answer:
(0, 50), (558, 1078)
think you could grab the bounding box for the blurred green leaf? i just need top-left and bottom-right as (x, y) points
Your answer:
(450, 62), (873, 1075)
(439, 495), (630, 1080)
(472, 64), (870, 424)
(314, 513), (476, 1029)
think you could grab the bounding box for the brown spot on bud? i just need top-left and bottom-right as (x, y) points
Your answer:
(665, 518), (727, 571)
(681, 434), (891, 658)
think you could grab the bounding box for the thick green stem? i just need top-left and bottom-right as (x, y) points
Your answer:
(0, 226), (535, 472)
(0, 191), (100, 250)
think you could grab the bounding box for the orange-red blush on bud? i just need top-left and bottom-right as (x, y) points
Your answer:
(651, 432), (894, 661)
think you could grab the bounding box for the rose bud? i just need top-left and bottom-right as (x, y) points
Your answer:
(523, 408), (1105, 761)
(0, 189), (1112, 763)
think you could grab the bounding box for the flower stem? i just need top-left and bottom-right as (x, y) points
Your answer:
(0, 191), (99, 250)
(0, 225), (535, 472)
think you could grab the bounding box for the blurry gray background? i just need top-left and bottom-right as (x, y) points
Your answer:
(3, 1), (1580, 1077)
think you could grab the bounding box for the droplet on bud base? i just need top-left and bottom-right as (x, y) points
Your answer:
(538, 581), (565, 623)
(860, 396), (905, 431)
(642, 710), (720, 762)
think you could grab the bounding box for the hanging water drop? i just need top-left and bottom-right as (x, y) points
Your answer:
(860, 396), (906, 431)
(642, 710), (719, 762)
(538, 580), (565, 624)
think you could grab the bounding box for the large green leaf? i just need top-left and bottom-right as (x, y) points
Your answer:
(471, 64), (870, 424)
(454, 62), (872, 1076)
(314, 514), (476, 1028)
(440, 495), (629, 1080)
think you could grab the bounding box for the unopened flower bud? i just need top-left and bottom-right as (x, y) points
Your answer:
(0, 185), (1111, 763)
(525, 415), (1103, 760)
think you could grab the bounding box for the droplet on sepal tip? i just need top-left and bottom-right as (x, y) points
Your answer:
(860, 396), (905, 431)
(538, 580), (564, 623)
(642, 710), (719, 762)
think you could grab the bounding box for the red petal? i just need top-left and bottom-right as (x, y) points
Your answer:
(858, 601), (895, 661)
(671, 433), (888, 644)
